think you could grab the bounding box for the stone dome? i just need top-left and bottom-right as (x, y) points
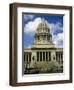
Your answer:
(37, 18), (49, 30)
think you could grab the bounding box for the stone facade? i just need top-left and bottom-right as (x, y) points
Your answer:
(24, 19), (63, 74)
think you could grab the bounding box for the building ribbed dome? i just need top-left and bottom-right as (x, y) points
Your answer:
(34, 18), (52, 45)
(37, 18), (49, 31)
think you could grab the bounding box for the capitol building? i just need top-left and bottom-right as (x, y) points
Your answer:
(24, 19), (63, 74)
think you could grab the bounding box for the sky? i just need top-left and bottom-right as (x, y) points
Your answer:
(23, 14), (63, 48)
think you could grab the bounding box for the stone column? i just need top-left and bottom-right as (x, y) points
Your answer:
(46, 35), (48, 43)
(25, 54), (27, 62)
(39, 52), (40, 61)
(24, 54), (26, 68)
(28, 53), (30, 62)
(25, 53), (28, 69)
(51, 51), (56, 61)
(60, 53), (61, 64)
(45, 35), (46, 43)
(57, 54), (58, 62)
(61, 53), (63, 62)
(24, 54), (26, 72)
(44, 52), (46, 61)
(59, 53), (60, 63)
(24, 53), (25, 62)
(26, 53), (28, 62)
(56, 53), (57, 61)
(42, 52), (43, 61)
(27, 54), (29, 62)
(48, 52), (49, 61)
(59, 54), (60, 63)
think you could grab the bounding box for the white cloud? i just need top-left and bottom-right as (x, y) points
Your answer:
(53, 33), (63, 48)
(24, 18), (63, 35)
(24, 17), (42, 35)
(24, 17), (63, 48)
(49, 22), (63, 34)
(24, 15), (34, 21)
(49, 22), (63, 48)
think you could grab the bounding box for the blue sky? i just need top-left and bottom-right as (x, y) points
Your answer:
(23, 14), (63, 48)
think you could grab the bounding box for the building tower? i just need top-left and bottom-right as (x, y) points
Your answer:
(32, 18), (55, 48)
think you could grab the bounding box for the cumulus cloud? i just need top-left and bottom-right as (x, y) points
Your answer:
(49, 22), (63, 34)
(24, 17), (63, 48)
(24, 17), (63, 35)
(24, 17), (42, 35)
(53, 33), (63, 48)
(49, 22), (63, 48)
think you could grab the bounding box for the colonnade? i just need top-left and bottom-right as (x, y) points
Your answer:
(24, 52), (31, 62)
(56, 52), (63, 63)
(37, 51), (51, 61)
(24, 52), (63, 63)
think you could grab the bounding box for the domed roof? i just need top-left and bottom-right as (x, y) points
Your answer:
(37, 18), (49, 29)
